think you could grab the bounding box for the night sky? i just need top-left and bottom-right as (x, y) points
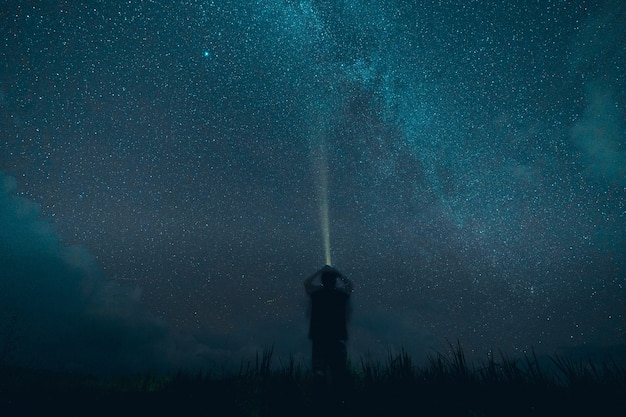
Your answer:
(1, 1), (624, 374)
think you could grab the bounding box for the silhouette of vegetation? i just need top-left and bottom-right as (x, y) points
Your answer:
(1, 342), (624, 416)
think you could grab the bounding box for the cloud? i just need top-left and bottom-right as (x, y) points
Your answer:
(568, 1), (626, 186)
(571, 81), (626, 185)
(0, 172), (177, 374)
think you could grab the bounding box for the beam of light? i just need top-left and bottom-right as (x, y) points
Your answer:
(318, 154), (332, 266)
(312, 140), (332, 266)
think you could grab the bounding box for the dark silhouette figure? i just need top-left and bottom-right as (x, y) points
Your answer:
(304, 265), (353, 400)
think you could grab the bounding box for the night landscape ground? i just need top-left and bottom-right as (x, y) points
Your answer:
(2, 343), (625, 417)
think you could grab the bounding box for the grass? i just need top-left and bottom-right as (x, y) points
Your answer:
(1, 342), (624, 417)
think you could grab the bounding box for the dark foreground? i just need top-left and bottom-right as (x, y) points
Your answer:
(1, 344), (625, 417)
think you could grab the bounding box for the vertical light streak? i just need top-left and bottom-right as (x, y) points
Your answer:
(312, 139), (332, 266)
(317, 150), (332, 266)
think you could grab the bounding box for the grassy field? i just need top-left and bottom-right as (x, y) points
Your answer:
(1, 342), (625, 416)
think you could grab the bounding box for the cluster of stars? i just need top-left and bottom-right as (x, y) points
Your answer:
(1, 0), (624, 364)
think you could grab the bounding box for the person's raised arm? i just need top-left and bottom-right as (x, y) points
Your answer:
(337, 271), (353, 295)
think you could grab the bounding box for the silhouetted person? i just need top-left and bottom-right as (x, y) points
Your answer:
(304, 265), (353, 400)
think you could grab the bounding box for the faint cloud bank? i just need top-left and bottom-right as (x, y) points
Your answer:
(571, 81), (626, 185)
(0, 171), (208, 374)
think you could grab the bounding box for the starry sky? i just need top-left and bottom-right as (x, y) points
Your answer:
(1, 1), (625, 374)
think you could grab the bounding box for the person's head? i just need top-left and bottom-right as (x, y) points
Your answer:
(321, 266), (339, 289)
